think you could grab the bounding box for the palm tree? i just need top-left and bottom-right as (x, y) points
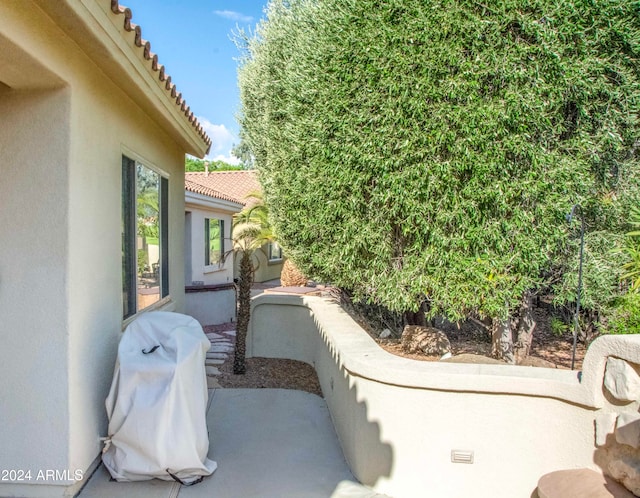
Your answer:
(231, 192), (274, 374)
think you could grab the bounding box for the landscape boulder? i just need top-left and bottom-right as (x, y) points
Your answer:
(604, 357), (640, 402)
(401, 325), (451, 356)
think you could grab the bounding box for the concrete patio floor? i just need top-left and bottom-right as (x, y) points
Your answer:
(79, 388), (387, 498)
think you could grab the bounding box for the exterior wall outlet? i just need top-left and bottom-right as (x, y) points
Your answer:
(451, 450), (474, 464)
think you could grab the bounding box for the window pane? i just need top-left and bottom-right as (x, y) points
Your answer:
(269, 242), (282, 261)
(122, 156), (169, 319)
(136, 163), (161, 311)
(122, 157), (136, 318)
(206, 218), (223, 265)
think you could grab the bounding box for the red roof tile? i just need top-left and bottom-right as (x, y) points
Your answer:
(185, 171), (261, 206)
(110, 1), (211, 153)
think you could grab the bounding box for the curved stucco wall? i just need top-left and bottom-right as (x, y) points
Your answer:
(248, 294), (640, 498)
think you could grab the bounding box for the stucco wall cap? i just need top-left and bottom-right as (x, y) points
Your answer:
(250, 294), (633, 408)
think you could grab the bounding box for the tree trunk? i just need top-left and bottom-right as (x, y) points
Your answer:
(234, 250), (253, 375)
(491, 316), (514, 364)
(514, 291), (536, 364)
(404, 301), (428, 326)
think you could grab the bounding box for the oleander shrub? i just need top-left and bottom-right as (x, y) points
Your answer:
(237, 0), (640, 336)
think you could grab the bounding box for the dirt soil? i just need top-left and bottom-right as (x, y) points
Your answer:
(216, 356), (322, 396)
(341, 297), (587, 370)
(212, 292), (587, 398)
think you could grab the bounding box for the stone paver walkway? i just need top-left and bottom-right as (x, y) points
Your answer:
(203, 327), (236, 389)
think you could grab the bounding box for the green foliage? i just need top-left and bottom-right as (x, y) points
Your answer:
(231, 142), (255, 169)
(238, 0), (640, 320)
(553, 231), (627, 315)
(232, 191), (276, 253)
(621, 206), (640, 291)
(137, 249), (148, 275)
(608, 292), (640, 334)
(185, 156), (243, 172)
(549, 316), (569, 337)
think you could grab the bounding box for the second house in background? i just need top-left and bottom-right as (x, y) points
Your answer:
(184, 170), (284, 326)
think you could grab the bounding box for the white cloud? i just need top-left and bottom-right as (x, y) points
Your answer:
(212, 153), (241, 165)
(198, 118), (241, 165)
(213, 10), (254, 23)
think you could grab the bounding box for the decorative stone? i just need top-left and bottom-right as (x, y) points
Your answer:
(210, 344), (234, 353)
(205, 332), (224, 340)
(205, 359), (225, 365)
(616, 412), (640, 449)
(207, 377), (222, 389)
(608, 449), (640, 496)
(604, 357), (640, 402)
(596, 412), (618, 447)
(206, 352), (228, 360)
(401, 325), (451, 356)
(537, 468), (635, 498)
(379, 329), (392, 339)
(206, 366), (221, 376)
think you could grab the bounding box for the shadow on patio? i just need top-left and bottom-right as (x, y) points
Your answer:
(79, 388), (389, 498)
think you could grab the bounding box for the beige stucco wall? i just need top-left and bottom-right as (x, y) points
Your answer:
(0, 87), (73, 497)
(234, 245), (284, 284)
(254, 247), (284, 283)
(184, 196), (238, 325)
(184, 200), (236, 287)
(0, 2), (192, 496)
(248, 294), (640, 498)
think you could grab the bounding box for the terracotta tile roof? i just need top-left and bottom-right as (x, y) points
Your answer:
(110, 1), (211, 153)
(185, 171), (261, 206)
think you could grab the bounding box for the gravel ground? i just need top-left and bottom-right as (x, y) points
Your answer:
(203, 322), (322, 397)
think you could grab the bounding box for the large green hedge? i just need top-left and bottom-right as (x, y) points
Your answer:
(238, 0), (640, 321)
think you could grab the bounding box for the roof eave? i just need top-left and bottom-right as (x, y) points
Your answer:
(35, 0), (211, 157)
(185, 189), (244, 211)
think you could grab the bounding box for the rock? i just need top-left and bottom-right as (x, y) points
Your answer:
(608, 448), (640, 497)
(596, 412), (618, 447)
(379, 329), (392, 339)
(441, 353), (504, 365)
(206, 366), (221, 376)
(604, 357), (640, 402)
(205, 358), (225, 365)
(518, 356), (558, 368)
(537, 468), (635, 498)
(207, 377), (222, 389)
(401, 325), (451, 356)
(616, 412), (640, 449)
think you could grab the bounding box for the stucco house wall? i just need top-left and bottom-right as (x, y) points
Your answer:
(252, 245), (285, 283)
(0, 2), (209, 496)
(184, 170), (284, 284)
(184, 190), (241, 325)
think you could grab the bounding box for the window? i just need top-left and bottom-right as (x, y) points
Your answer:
(205, 218), (224, 266)
(268, 241), (283, 261)
(122, 155), (169, 319)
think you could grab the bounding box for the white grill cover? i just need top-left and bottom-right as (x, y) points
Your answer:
(102, 312), (217, 483)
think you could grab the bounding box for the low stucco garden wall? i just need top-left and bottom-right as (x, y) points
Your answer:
(247, 294), (640, 498)
(185, 284), (236, 326)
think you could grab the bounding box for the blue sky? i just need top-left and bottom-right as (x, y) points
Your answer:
(121, 0), (268, 163)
